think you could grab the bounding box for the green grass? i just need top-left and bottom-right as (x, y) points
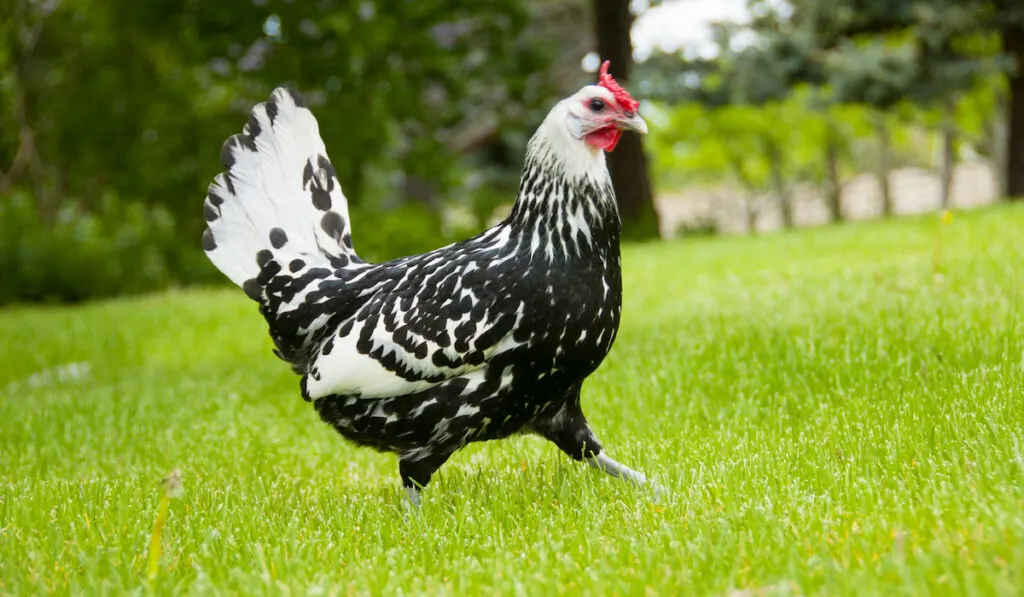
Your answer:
(2, 205), (1024, 596)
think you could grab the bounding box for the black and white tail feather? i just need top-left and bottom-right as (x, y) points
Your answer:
(202, 87), (357, 293)
(202, 88), (372, 371)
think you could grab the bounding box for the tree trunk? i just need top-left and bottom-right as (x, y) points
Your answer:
(740, 195), (758, 233)
(725, 151), (760, 233)
(989, 85), (1010, 199)
(4, 0), (56, 220)
(593, 0), (659, 238)
(765, 138), (793, 228)
(939, 121), (956, 209)
(824, 128), (844, 222)
(873, 113), (894, 216)
(1004, 25), (1024, 199)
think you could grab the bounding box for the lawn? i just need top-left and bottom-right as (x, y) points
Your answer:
(2, 204), (1023, 596)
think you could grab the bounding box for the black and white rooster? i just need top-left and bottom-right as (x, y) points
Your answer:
(201, 62), (658, 504)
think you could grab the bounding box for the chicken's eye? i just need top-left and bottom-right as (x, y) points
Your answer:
(589, 98), (606, 112)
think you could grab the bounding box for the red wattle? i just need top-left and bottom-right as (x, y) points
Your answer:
(585, 128), (622, 152)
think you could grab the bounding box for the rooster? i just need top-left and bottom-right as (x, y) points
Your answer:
(201, 62), (657, 504)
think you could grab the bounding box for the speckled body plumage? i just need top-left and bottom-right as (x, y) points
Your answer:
(308, 160), (622, 486)
(202, 80), (658, 500)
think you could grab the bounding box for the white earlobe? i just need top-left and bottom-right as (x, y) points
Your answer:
(565, 113), (584, 139)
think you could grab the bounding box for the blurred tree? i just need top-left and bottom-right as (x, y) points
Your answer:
(740, 0), (1023, 199)
(0, 0), (61, 214)
(594, 0), (659, 239)
(637, 0), (1020, 215)
(644, 92), (926, 228)
(789, 91), (876, 222)
(0, 0), (551, 233)
(0, 0), (580, 303)
(647, 102), (792, 231)
(955, 73), (1010, 195)
(634, 21), (842, 226)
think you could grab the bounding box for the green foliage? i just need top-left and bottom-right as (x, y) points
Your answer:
(637, 0), (1021, 204)
(645, 75), (1002, 209)
(349, 203), (478, 265)
(648, 97), (867, 191)
(737, 0), (1016, 108)
(3, 0), (549, 219)
(3, 205), (1024, 593)
(952, 73), (1010, 163)
(0, 191), (219, 305)
(0, 190), (470, 305)
(1, 0), (560, 303)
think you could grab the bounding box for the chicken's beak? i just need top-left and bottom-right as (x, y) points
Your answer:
(615, 112), (648, 135)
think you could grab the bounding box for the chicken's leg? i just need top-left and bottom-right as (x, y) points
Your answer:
(534, 391), (662, 498)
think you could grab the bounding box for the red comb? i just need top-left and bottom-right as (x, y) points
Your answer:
(598, 60), (639, 113)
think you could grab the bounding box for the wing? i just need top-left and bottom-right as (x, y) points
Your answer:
(301, 236), (527, 400)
